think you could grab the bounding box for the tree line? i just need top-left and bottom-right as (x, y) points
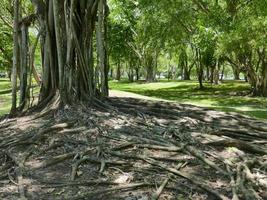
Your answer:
(107, 0), (267, 96)
(0, 0), (266, 115)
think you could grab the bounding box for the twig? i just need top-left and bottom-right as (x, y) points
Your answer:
(110, 151), (229, 200)
(151, 162), (187, 200)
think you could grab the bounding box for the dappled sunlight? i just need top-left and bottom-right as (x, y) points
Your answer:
(0, 0), (267, 199)
(110, 80), (267, 120)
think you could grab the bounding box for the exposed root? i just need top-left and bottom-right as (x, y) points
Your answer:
(0, 97), (266, 199)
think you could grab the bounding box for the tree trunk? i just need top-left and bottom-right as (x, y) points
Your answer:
(146, 55), (154, 82)
(96, 0), (109, 97)
(30, 0), (107, 105)
(53, 0), (67, 101)
(183, 67), (191, 80)
(220, 65), (224, 81)
(19, 23), (29, 107)
(196, 49), (204, 89)
(206, 66), (210, 81)
(127, 61), (134, 82)
(214, 65), (220, 85)
(10, 0), (20, 114)
(135, 67), (139, 81)
(232, 67), (240, 80)
(210, 66), (214, 84)
(116, 61), (121, 81)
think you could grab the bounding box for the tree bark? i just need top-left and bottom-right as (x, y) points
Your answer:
(31, 0), (107, 104)
(232, 66), (240, 80)
(116, 61), (121, 81)
(19, 23), (29, 107)
(53, 0), (67, 100)
(10, 0), (20, 115)
(96, 0), (109, 97)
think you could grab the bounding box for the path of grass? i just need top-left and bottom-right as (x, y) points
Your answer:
(109, 80), (267, 120)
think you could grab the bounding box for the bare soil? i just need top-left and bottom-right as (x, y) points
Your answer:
(0, 96), (267, 200)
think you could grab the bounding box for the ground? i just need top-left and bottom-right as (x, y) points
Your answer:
(1, 79), (267, 199)
(0, 96), (267, 200)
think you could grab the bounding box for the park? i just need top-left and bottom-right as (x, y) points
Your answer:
(0, 0), (267, 199)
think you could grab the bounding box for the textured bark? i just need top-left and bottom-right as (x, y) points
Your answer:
(195, 48), (204, 89)
(116, 62), (121, 81)
(96, 0), (109, 97)
(19, 23), (29, 107)
(10, 0), (20, 114)
(53, 0), (67, 100)
(145, 55), (154, 82)
(233, 67), (240, 80)
(31, 0), (108, 104)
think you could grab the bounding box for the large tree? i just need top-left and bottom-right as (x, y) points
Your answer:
(10, 0), (109, 114)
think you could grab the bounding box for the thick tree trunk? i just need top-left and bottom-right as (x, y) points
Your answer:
(31, 0), (107, 105)
(10, 0), (20, 114)
(53, 0), (67, 100)
(183, 67), (191, 80)
(146, 65), (154, 82)
(251, 50), (267, 97)
(232, 67), (240, 80)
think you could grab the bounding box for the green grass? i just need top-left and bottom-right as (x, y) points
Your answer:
(1, 78), (266, 120)
(0, 78), (40, 116)
(0, 78), (12, 116)
(109, 80), (267, 120)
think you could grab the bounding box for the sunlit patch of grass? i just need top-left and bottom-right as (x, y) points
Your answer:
(0, 78), (40, 117)
(109, 80), (267, 120)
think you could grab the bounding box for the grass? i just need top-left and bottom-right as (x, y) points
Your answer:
(109, 79), (267, 120)
(0, 78), (12, 116)
(0, 78), (40, 116)
(1, 78), (266, 120)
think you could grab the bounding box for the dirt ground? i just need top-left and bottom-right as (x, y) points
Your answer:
(0, 96), (267, 200)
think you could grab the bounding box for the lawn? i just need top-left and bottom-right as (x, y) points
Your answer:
(109, 80), (267, 120)
(0, 78), (40, 116)
(0, 78), (12, 116)
(1, 78), (267, 119)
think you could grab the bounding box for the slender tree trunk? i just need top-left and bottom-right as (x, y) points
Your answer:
(196, 49), (204, 89)
(10, 0), (20, 114)
(210, 66), (214, 84)
(146, 55), (154, 82)
(96, 0), (108, 97)
(220, 65), (224, 81)
(135, 67), (139, 81)
(19, 23), (29, 107)
(214, 61), (220, 85)
(206, 66), (210, 81)
(116, 61), (121, 81)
